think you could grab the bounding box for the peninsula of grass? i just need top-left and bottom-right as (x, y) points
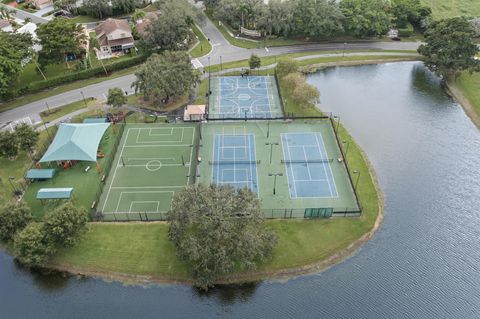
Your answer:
(190, 24), (212, 58)
(49, 64), (382, 283)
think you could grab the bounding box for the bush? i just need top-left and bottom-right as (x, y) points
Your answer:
(275, 58), (299, 78)
(398, 23), (414, 37)
(13, 223), (56, 267)
(22, 55), (148, 95)
(43, 202), (89, 247)
(0, 201), (32, 242)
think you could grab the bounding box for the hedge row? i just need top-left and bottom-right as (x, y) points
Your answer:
(21, 54), (148, 95)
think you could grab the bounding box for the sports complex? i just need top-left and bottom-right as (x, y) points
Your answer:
(24, 75), (360, 221)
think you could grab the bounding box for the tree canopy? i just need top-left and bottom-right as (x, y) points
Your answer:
(15, 124), (39, 151)
(43, 202), (89, 247)
(0, 31), (33, 99)
(107, 87), (127, 107)
(13, 223), (56, 267)
(249, 54), (261, 69)
(168, 184), (277, 289)
(0, 201), (32, 242)
(36, 18), (87, 68)
(340, 0), (391, 37)
(418, 17), (480, 79)
(133, 51), (198, 105)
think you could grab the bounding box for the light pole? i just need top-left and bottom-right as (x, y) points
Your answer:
(220, 56), (223, 71)
(268, 172), (283, 195)
(81, 91), (88, 108)
(267, 121), (270, 138)
(353, 170), (361, 191)
(342, 140), (350, 158)
(333, 115), (340, 133)
(343, 42), (347, 57)
(45, 101), (51, 115)
(43, 120), (52, 143)
(265, 142), (279, 164)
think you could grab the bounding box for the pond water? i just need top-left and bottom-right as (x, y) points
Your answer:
(2, 62), (480, 318)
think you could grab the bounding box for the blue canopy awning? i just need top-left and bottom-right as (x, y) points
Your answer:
(37, 188), (73, 200)
(39, 123), (110, 163)
(83, 118), (107, 123)
(25, 169), (56, 180)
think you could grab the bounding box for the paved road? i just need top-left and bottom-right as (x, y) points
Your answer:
(0, 4), (48, 24)
(0, 13), (422, 126)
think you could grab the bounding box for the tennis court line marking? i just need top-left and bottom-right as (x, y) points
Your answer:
(134, 127), (191, 144)
(129, 201), (160, 213)
(282, 133), (299, 198)
(314, 132), (339, 197)
(101, 127), (130, 212)
(115, 190), (175, 213)
(111, 186), (185, 189)
(124, 144), (192, 148)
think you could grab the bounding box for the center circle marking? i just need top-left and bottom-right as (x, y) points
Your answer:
(146, 160), (162, 171)
(238, 93), (251, 100)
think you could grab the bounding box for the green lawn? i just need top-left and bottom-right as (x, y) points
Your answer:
(455, 72), (480, 116)
(205, 9), (307, 49)
(69, 15), (100, 24)
(190, 24), (212, 58)
(422, 0), (480, 19)
(0, 129), (54, 207)
(23, 126), (119, 219)
(51, 64), (380, 280)
(40, 99), (96, 123)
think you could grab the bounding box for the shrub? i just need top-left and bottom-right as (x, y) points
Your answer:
(43, 202), (89, 247)
(0, 201), (32, 242)
(13, 223), (56, 267)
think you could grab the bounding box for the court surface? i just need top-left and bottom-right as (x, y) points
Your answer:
(98, 124), (197, 219)
(281, 133), (338, 198)
(211, 133), (259, 193)
(208, 76), (283, 119)
(198, 121), (359, 216)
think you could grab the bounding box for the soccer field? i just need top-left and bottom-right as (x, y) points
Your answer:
(98, 124), (198, 221)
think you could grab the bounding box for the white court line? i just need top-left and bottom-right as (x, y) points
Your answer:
(314, 133), (338, 197)
(134, 127), (186, 144)
(148, 127), (174, 136)
(302, 146), (313, 180)
(115, 190), (174, 213)
(129, 201), (160, 213)
(282, 134), (299, 198)
(124, 144), (192, 148)
(111, 186), (185, 189)
(101, 128), (130, 212)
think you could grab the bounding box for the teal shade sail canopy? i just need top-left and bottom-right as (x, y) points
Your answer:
(39, 123), (110, 163)
(36, 188), (73, 199)
(25, 169), (56, 179)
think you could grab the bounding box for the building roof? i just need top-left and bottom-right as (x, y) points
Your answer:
(25, 169), (56, 180)
(184, 105), (206, 120)
(95, 18), (134, 47)
(37, 188), (73, 200)
(39, 123), (110, 163)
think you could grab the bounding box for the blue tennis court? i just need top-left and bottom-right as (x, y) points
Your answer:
(281, 132), (338, 198)
(211, 134), (259, 193)
(209, 76), (283, 119)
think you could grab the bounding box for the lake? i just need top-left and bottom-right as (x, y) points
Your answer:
(1, 62), (480, 318)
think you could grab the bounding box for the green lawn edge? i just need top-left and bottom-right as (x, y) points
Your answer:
(190, 23), (212, 58)
(49, 61), (383, 284)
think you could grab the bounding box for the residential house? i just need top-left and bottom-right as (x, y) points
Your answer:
(30, 0), (53, 9)
(0, 19), (13, 32)
(94, 18), (135, 60)
(17, 22), (42, 52)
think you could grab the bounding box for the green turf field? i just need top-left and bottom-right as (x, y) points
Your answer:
(198, 120), (359, 217)
(422, 0), (480, 19)
(98, 123), (198, 221)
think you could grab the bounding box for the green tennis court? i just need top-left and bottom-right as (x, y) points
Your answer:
(98, 124), (198, 220)
(198, 120), (359, 217)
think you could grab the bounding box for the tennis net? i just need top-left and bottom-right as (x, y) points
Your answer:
(281, 158), (334, 164)
(209, 160), (261, 165)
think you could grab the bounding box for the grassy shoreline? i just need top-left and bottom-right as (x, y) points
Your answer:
(446, 73), (480, 129)
(47, 59), (384, 285)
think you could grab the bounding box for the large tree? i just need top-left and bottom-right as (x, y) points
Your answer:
(132, 51), (199, 105)
(418, 17), (480, 79)
(107, 87), (127, 107)
(292, 0), (344, 38)
(36, 17), (87, 69)
(340, 0), (392, 37)
(142, 0), (201, 51)
(43, 202), (89, 247)
(0, 31), (33, 99)
(15, 124), (38, 152)
(53, 0), (78, 14)
(390, 0), (431, 28)
(0, 201), (32, 242)
(168, 184), (277, 289)
(0, 131), (19, 158)
(13, 223), (56, 267)
(275, 58), (299, 78)
(82, 0), (112, 19)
